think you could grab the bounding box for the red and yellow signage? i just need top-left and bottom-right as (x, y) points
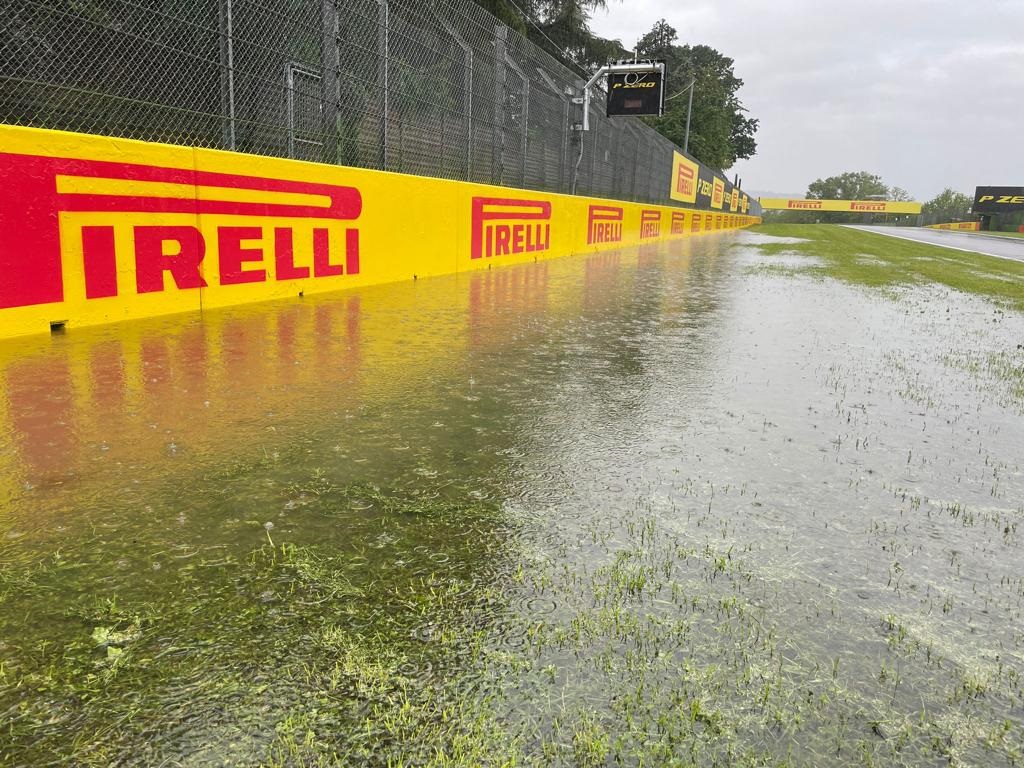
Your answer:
(471, 198), (551, 259)
(670, 152), (699, 205)
(587, 205), (624, 245)
(927, 221), (980, 231)
(711, 177), (726, 210)
(759, 198), (922, 214)
(640, 210), (662, 239)
(0, 124), (760, 339)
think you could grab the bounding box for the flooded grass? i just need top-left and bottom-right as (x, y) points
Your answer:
(749, 223), (1024, 308)
(2, 235), (1024, 765)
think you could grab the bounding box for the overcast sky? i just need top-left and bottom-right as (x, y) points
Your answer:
(589, 0), (1024, 200)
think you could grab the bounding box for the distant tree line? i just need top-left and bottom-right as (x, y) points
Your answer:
(763, 171), (976, 225)
(470, 2), (758, 171)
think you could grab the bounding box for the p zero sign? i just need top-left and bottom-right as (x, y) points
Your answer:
(606, 69), (665, 118)
(973, 187), (1024, 214)
(670, 152), (699, 205)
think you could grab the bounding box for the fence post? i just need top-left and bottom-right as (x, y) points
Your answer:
(504, 56), (529, 188)
(435, 13), (473, 180)
(321, 0), (340, 163)
(493, 24), (507, 186)
(534, 67), (570, 193)
(377, 0), (389, 170)
(218, 0), (236, 150)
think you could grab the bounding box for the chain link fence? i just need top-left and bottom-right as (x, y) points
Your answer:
(1, 0), (695, 205)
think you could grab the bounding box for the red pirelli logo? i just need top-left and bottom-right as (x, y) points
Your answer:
(671, 211), (686, 235)
(675, 164), (695, 197)
(640, 210), (661, 239)
(471, 197), (551, 259)
(587, 205), (623, 245)
(0, 153), (362, 310)
(851, 202), (886, 212)
(788, 200), (822, 210)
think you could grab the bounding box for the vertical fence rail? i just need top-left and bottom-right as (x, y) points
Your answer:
(0, 0), (723, 206)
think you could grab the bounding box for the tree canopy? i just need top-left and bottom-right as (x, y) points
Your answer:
(806, 171), (890, 201)
(473, 0), (628, 70)
(766, 171), (916, 223)
(922, 188), (974, 222)
(633, 20), (757, 170)
(469, 6), (758, 170)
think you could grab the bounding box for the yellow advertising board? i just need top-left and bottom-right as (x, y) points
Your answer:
(670, 152), (699, 205)
(759, 198), (922, 214)
(927, 221), (980, 231)
(0, 125), (760, 339)
(711, 177), (725, 210)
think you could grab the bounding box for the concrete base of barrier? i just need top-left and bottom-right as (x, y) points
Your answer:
(0, 125), (759, 340)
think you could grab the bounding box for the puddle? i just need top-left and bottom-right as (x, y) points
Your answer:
(1, 235), (1022, 765)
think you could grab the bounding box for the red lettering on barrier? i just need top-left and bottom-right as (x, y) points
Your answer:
(640, 210), (661, 239)
(0, 152), (363, 310)
(587, 205), (623, 245)
(471, 197), (551, 259)
(218, 226), (265, 285)
(313, 228), (344, 277)
(671, 211), (686, 235)
(134, 226), (207, 294)
(345, 229), (360, 275)
(81, 226), (118, 299)
(274, 228), (309, 280)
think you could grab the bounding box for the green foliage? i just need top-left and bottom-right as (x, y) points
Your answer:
(634, 20), (758, 170)
(922, 188), (975, 222)
(473, 0), (627, 69)
(766, 172), (915, 223)
(807, 171), (890, 201)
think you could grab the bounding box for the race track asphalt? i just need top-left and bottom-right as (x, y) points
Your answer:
(846, 225), (1024, 263)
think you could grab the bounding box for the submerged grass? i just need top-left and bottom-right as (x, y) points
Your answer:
(747, 224), (1024, 308)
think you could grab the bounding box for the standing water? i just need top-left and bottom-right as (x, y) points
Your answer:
(1, 232), (1022, 766)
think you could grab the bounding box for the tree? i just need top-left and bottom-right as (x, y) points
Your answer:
(772, 171), (914, 224)
(634, 21), (757, 169)
(922, 188), (974, 222)
(472, 0), (627, 70)
(807, 171), (888, 201)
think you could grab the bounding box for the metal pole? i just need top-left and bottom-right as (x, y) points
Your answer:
(218, 0), (236, 150)
(434, 11), (473, 180)
(377, 0), (389, 170)
(286, 64), (295, 157)
(493, 24), (507, 186)
(321, 0), (339, 164)
(504, 56), (529, 187)
(463, 51), (473, 181)
(684, 76), (694, 156)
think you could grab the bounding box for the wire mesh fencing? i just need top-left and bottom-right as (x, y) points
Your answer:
(1, 0), (688, 204)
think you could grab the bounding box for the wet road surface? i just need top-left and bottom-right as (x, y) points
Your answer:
(847, 224), (1024, 262)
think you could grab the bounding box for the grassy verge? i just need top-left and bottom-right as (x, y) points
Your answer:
(748, 224), (1024, 309)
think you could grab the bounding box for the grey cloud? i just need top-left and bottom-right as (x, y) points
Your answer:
(590, 0), (1024, 198)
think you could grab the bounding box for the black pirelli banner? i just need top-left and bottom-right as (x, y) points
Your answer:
(973, 187), (1024, 214)
(607, 69), (665, 117)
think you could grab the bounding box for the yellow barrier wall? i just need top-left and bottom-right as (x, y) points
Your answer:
(759, 198), (922, 214)
(0, 125), (759, 339)
(926, 221), (980, 231)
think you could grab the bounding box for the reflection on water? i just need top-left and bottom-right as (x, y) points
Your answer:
(1, 231), (1023, 766)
